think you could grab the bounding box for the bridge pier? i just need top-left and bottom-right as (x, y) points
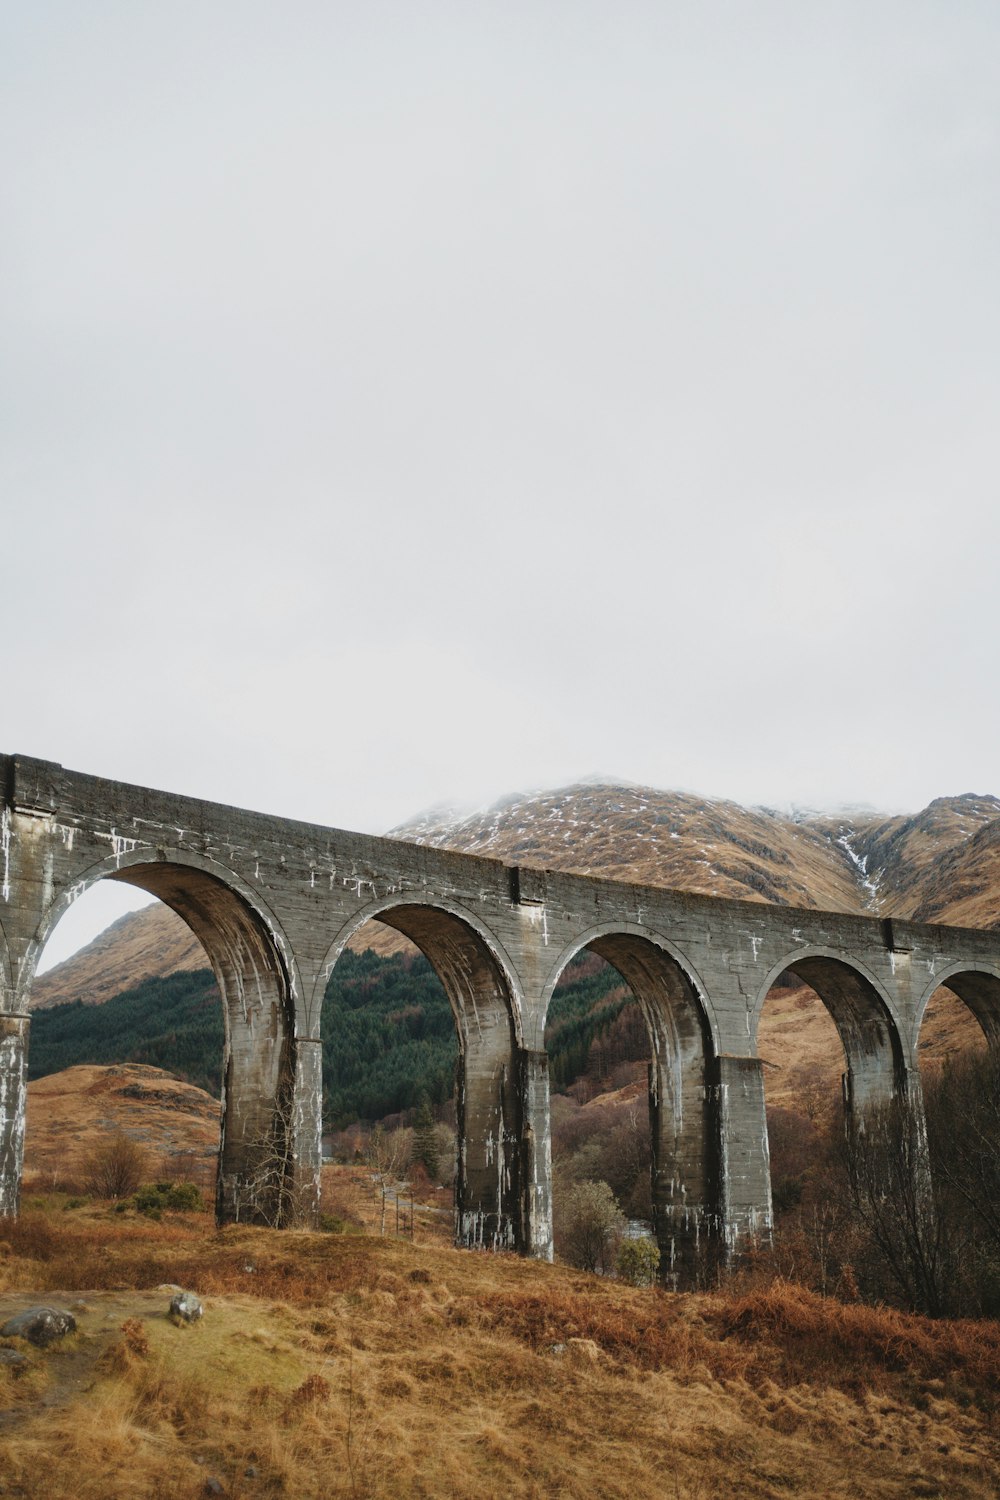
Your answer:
(0, 1016), (29, 1218)
(843, 1061), (936, 1232)
(715, 1054), (772, 1260)
(649, 1043), (726, 1286)
(286, 1037), (324, 1225)
(454, 1023), (523, 1251)
(519, 1048), (553, 1260)
(454, 1045), (555, 1258)
(216, 1028), (322, 1230)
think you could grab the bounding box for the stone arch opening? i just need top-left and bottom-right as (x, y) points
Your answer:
(321, 900), (524, 1252)
(755, 951), (907, 1282)
(916, 965), (1000, 1071)
(756, 967), (852, 1268)
(542, 929), (716, 1286)
(913, 965), (1000, 1315)
(760, 952), (905, 1115)
(27, 856), (305, 1229)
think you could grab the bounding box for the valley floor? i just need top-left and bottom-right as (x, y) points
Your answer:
(1, 1196), (999, 1499)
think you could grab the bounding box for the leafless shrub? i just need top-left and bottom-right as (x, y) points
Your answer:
(83, 1131), (149, 1200)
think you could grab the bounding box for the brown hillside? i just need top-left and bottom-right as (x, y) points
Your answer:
(393, 782), (870, 910)
(810, 792), (1000, 923)
(30, 906), (414, 1012)
(30, 905), (207, 1011)
(908, 813), (1000, 928)
(23, 1064), (219, 1188)
(391, 780), (1000, 928)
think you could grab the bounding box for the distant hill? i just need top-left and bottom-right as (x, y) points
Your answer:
(31, 901), (415, 1012)
(390, 781), (1000, 926)
(28, 969), (224, 1096)
(26, 946), (629, 1126)
(31, 903), (206, 1010)
(24, 1063), (219, 1188)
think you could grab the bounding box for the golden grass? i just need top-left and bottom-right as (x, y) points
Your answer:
(2, 1200), (999, 1499)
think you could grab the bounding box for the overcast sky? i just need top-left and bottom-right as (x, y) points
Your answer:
(3, 4), (999, 967)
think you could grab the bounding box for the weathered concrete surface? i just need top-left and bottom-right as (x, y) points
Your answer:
(0, 1015), (28, 1219)
(2, 755), (999, 1277)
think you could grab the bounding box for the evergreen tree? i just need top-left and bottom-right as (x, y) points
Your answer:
(412, 1092), (440, 1181)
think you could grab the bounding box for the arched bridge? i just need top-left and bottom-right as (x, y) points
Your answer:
(2, 755), (998, 1281)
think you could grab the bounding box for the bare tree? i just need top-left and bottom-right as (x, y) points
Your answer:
(846, 1091), (952, 1316)
(221, 1091), (301, 1228)
(923, 1048), (1000, 1316)
(365, 1125), (410, 1236)
(925, 1048), (1000, 1251)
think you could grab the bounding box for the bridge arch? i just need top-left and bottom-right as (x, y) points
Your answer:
(539, 922), (715, 1047)
(753, 947), (906, 1115)
(25, 846), (304, 999)
(541, 923), (719, 1285)
(319, 896), (526, 1253)
(22, 848), (316, 1229)
(318, 894), (524, 1046)
(914, 960), (1000, 1052)
(749, 946), (920, 1288)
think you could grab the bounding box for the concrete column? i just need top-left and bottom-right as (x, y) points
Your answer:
(649, 1046), (720, 1287)
(518, 1048), (553, 1261)
(216, 992), (299, 1228)
(455, 1027), (521, 1252)
(899, 1068), (939, 1273)
(899, 1065), (934, 1195)
(285, 1036), (323, 1228)
(844, 1055), (898, 1120)
(715, 1054), (773, 1261)
(0, 1015), (29, 1219)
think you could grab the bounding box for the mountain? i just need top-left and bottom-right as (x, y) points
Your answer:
(390, 782), (1000, 927)
(31, 903), (206, 1010)
(392, 783), (867, 909)
(30, 898), (415, 1012)
(806, 794), (1000, 925)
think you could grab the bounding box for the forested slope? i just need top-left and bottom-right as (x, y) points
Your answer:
(28, 947), (632, 1123)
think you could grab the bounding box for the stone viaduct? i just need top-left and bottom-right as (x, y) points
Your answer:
(1, 755), (998, 1281)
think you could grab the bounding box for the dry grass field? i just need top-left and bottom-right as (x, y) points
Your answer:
(2, 1190), (999, 1500)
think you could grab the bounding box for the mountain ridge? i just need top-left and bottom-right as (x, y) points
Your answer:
(390, 780), (1000, 926)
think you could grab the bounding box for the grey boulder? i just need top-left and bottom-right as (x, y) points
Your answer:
(0, 1306), (77, 1348)
(169, 1292), (203, 1323)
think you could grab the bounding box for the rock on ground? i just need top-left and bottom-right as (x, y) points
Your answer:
(0, 1307), (77, 1348)
(169, 1292), (203, 1324)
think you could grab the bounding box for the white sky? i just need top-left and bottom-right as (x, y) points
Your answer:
(3, 4), (998, 969)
